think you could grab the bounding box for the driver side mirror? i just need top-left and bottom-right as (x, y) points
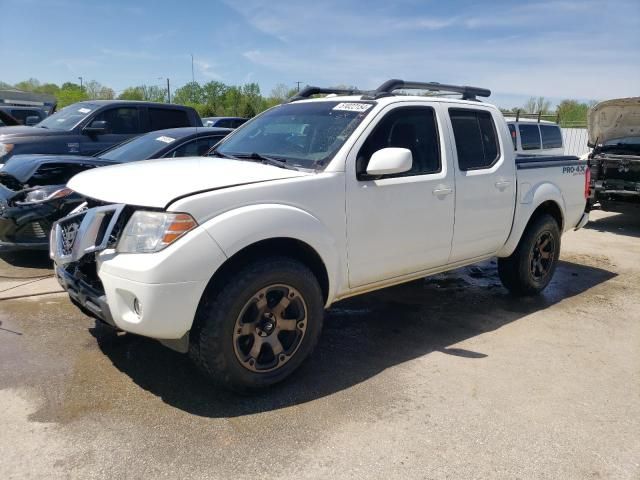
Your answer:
(365, 147), (413, 176)
(25, 116), (40, 126)
(83, 120), (108, 135)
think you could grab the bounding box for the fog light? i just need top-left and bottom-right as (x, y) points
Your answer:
(133, 298), (142, 317)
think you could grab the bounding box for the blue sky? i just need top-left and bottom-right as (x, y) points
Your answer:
(1, 0), (638, 109)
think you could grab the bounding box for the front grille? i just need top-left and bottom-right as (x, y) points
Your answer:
(51, 203), (125, 264)
(59, 215), (84, 255)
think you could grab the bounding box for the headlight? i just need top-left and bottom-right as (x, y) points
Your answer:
(0, 143), (14, 158)
(18, 185), (73, 204)
(117, 211), (197, 254)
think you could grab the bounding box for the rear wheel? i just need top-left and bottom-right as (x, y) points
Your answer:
(498, 214), (561, 296)
(189, 257), (324, 392)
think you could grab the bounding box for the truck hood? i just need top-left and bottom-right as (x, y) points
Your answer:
(0, 154), (109, 184)
(67, 156), (310, 208)
(588, 97), (640, 146)
(0, 125), (66, 141)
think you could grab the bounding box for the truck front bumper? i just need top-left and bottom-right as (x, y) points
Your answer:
(53, 220), (229, 346)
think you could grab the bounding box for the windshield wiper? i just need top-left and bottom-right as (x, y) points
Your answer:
(210, 148), (239, 160)
(233, 152), (299, 170)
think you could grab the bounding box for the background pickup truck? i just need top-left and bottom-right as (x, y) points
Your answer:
(51, 79), (590, 392)
(0, 100), (201, 165)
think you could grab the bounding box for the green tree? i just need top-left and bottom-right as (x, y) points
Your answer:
(202, 81), (228, 114)
(84, 80), (114, 100)
(57, 82), (88, 107)
(173, 81), (204, 105)
(14, 78), (41, 92)
(556, 99), (591, 127)
(223, 86), (242, 116)
(118, 86), (145, 101)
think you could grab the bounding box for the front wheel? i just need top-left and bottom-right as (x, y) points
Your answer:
(189, 257), (324, 392)
(498, 214), (561, 296)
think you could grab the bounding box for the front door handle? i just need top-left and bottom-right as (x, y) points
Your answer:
(494, 180), (511, 190)
(432, 186), (453, 196)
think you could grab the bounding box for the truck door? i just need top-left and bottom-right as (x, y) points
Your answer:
(446, 107), (516, 262)
(80, 107), (143, 155)
(346, 105), (455, 287)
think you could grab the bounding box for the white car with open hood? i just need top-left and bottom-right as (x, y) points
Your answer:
(51, 80), (590, 391)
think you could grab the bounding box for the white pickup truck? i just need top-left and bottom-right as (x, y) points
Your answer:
(51, 80), (590, 391)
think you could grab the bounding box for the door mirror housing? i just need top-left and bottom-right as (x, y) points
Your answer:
(25, 116), (41, 126)
(83, 120), (108, 135)
(365, 147), (413, 176)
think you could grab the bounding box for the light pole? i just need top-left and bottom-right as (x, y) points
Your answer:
(158, 77), (171, 103)
(295, 81), (302, 92)
(78, 76), (83, 91)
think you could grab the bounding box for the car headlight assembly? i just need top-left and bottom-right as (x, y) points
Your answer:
(117, 211), (197, 254)
(0, 143), (14, 159)
(18, 185), (74, 204)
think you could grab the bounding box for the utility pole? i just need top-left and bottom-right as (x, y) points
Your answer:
(295, 81), (302, 92)
(190, 54), (195, 83)
(78, 76), (83, 91)
(159, 77), (171, 103)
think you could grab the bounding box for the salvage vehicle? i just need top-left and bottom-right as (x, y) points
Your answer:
(201, 116), (248, 128)
(587, 97), (640, 212)
(0, 100), (202, 164)
(0, 127), (230, 250)
(50, 79), (590, 391)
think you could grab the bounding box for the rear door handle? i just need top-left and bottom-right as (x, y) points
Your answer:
(494, 180), (511, 189)
(432, 186), (453, 196)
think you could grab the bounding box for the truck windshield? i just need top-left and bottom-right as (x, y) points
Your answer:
(214, 100), (375, 169)
(36, 103), (97, 131)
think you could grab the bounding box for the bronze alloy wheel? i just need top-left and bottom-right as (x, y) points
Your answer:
(233, 284), (308, 373)
(529, 231), (555, 280)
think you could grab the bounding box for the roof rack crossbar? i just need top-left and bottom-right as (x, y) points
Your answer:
(372, 79), (491, 101)
(288, 86), (364, 102)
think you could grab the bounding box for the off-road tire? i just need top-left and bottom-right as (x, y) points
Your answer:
(498, 214), (561, 296)
(189, 257), (324, 392)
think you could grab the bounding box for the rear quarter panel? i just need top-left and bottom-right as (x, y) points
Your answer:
(498, 158), (587, 257)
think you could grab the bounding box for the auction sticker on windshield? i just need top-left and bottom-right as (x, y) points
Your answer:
(332, 103), (372, 112)
(156, 136), (175, 144)
(78, 108), (91, 114)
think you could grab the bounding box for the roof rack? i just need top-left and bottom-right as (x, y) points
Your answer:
(369, 79), (491, 101)
(288, 86), (364, 102)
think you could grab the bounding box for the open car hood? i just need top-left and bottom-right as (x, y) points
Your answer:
(68, 156), (310, 208)
(588, 97), (640, 146)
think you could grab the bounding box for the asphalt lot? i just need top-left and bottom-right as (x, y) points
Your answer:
(1, 209), (638, 479)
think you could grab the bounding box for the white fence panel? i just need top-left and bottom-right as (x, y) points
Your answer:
(562, 128), (590, 157)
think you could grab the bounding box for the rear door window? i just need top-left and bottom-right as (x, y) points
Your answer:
(449, 109), (500, 170)
(148, 108), (190, 131)
(518, 124), (541, 150)
(540, 125), (563, 149)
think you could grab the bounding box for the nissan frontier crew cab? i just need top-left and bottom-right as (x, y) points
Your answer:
(51, 80), (590, 392)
